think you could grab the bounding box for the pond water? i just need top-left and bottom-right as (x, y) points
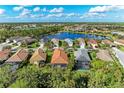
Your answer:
(42, 32), (108, 40)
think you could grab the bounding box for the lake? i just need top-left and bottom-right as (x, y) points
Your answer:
(42, 32), (108, 40)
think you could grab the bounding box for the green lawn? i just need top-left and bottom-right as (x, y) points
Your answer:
(28, 42), (39, 48)
(118, 45), (124, 51)
(89, 50), (97, 60)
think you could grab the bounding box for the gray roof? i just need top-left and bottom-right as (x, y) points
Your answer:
(7, 36), (35, 43)
(7, 37), (18, 41)
(74, 49), (91, 62)
(64, 38), (73, 46)
(7, 36), (23, 41)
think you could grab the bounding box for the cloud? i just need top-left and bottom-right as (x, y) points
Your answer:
(17, 8), (31, 18)
(80, 5), (121, 19)
(66, 13), (80, 17)
(89, 5), (124, 13)
(49, 7), (64, 13)
(46, 13), (64, 18)
(13, 6), (23, 11)
(30, 14), (44, 18)
(15, 8), (44, 19)
(80, 12), (106, 19)
(21, 9), (31, 16)
(46, 13), (80, 18)
(42, 8), (47, 12)
(66, 13), (75, 17)
(0, 9), (5, 14)
(33, 7), (40, 12)
(7, 14), (44, 19)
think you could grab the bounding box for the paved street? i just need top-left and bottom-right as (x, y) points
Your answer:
(112, 47), (124, 67)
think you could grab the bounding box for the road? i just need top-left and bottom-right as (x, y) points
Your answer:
(112, 47), (124, 67)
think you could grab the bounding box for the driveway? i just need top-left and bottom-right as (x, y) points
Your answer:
(96, 49), (113, 61)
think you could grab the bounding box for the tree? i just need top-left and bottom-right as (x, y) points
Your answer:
(0, 65), (15, 88)
(50, 68), (75, 88)
(88, 60), (124, 88)
(10, 65), (52, 88)
(72, 71), (89, 88)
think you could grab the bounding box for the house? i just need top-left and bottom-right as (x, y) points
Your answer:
(74, 49), (91, 70)
(0, 43), (11, 51)
(39, 39), (45, 48)
(6, 36), (24, 45)
(102, 39), (114, 47)
(5, 49), (28, 65)
(30, 48), (46, 66)
(96, 49), (113, 61)
(114, 39), (124, 46)
(0, 49), (11, 62)
(64, 38), (73, 47)
(112, 31), (124, 36)
(6, 36), (36, 46)
(6, 36), (20, 43)
(87, 39), (98, 49)
(51, 48), (69, 68)
(51, 38), (59, 48)
(21, 37), (36, 45)
(77, 38), (85, 49)
(11, 45), (20, 53)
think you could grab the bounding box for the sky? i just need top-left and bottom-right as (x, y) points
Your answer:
(0, 5), (124, 22)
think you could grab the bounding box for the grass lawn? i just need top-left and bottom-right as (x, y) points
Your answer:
(46, 49), (53, 63)
(89, 50), (97, 60)
(99, 43), (108, 49)
(118, 45), (124, 52)
(28, 42), (39, 48)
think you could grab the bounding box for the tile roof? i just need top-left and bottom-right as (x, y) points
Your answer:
(0, 43), (11, 51)
(22, 37), (36, 44)
(30, 48), (46, 64)
(51, 48), (68, 64)
(7, 36), (21, 41)
(64, 38), (73, 46)
(102, 40), (113, 45)
(115, 39), (124, 44)
(0, 49), (11, 61)
(8, 36), (36, 44)
(5, 49), (28, 63)
(74, 49), (91, 62)
(87, 39), (97, 44)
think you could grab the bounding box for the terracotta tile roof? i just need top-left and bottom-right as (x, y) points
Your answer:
(0, 49), (11, 61)
(30, 48), (46, 64)
(115, 39), (124, 44)
(102, 40), (113, 45)
(87, 39), (97, 44)
(6, 49), (28, 63)
(51, 48), (68, 64)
